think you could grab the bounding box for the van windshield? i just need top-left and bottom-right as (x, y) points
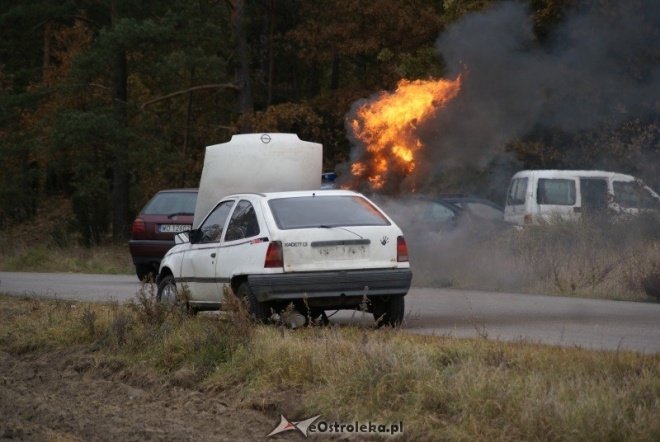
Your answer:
(537, 179), (576, 205)
(268, 196), (390, 229)
(613, 181), (660, 209)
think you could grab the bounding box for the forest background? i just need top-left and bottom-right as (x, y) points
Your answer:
(1, 0), (657, 245)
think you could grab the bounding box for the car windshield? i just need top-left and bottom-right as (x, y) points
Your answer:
(268, 195), (390, 229)
(142, 192), (197, 216)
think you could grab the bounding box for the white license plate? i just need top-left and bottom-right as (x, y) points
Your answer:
(317, 245), (368, 260)
(159, 224), (191, 233)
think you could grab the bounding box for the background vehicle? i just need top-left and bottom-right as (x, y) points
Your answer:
(504, 170), (660, 225)
(321, 171), (338, 189)
(129, 189), (198, 280)
(156, 190), (412, 326)
(436, 195), (504, 222)
(375, 194), (506, 233)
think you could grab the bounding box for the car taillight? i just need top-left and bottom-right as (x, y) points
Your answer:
(132, 218), (145, 235)
(264, 241), (283, 268)
(397, 236), (409, 262)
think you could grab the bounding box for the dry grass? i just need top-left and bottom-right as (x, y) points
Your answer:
(0, 242), (134, 275)
(0, 293), (658, 441)
(411, 213), (660, 301)
(0, 196), (134, 275)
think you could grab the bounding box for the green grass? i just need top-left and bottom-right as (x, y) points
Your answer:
(1, 293), (658, 440)
(0, 243), (134, 274)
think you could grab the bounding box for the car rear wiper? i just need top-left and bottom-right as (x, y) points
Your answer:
(167, 212), (194, 219)
(317, 225), (364, 239)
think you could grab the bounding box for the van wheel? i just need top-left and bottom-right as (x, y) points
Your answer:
(372, 295), (405, 327)
(237, 282), (268, 322)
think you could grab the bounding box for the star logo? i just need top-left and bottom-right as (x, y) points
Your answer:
(267, 414), (321, 438)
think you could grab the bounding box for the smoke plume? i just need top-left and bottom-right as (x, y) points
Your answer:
(346, 0), (659, 195)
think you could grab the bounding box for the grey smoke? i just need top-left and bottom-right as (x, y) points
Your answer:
(421, 0), (659, 174)
(345, 1), (659, 195)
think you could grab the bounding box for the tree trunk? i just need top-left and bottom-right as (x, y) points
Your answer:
(111, 47), (129, 240)
(266, 0), (274, 107)
(42, 20), (52, 83)
(229, 0), (253, 124)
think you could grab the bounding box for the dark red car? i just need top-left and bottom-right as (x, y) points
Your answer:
(129, 188), (198, 280)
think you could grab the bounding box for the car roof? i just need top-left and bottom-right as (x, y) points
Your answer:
(223, 189), (360, 200)
(437, 196), (503, 210)
(511, 170), (636, 181)
(156, 188), (199, 193)
(406, 195), (462, 211)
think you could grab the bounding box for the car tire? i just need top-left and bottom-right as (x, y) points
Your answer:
(136, 264), (154, 282)
(156, 275), (195, 315)
(156, 275), (179, 305)
(372, 295), (405, 327)
(237, 282), (268, 322)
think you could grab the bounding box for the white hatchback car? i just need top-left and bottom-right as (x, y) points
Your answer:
(156, 190), (413, 326)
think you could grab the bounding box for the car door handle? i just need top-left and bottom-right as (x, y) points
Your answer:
(210, 253), (216, 258)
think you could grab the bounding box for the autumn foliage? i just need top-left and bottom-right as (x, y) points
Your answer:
(0, 0), (657, 243)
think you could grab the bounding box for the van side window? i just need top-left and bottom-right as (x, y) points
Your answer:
(537, 179), (576, 205)
(507, 178), (528, 205)
(225, 200), (260, 241)
(613, 181), (660, 209)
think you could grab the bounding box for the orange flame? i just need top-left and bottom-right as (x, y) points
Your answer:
(350, 76), (461, 191)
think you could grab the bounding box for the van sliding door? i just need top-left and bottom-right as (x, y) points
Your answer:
(580, 178), (608, 217)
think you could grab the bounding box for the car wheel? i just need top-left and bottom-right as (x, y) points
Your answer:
(237, 282), (268, 322)
(372, 295), (405, 327)
(157, 274), (181, 306)
(135, 264), (154, 282)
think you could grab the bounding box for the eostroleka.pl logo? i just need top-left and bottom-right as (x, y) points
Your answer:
(267, 415), (321, 438)
(267, 415), (404, 438)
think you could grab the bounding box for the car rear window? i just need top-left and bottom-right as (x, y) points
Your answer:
(268, 195), (390, 229)
(142, 192), (197, 215)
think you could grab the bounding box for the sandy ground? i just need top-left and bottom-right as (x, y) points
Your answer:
(0, 349), (278, 441)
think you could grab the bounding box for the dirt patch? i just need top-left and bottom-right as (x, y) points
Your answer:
(0, 349), (276, 441)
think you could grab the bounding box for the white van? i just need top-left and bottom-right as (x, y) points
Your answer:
(504, 170), (660, 225)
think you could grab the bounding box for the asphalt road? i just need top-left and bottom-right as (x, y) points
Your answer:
(1, 271), (659, 353)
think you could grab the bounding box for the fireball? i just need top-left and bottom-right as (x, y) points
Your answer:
(350, 76), (461, 191)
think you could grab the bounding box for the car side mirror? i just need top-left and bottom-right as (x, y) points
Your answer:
(174, 231), (190, 244)
(188, 228), (203, 244)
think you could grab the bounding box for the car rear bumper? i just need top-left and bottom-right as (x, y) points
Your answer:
(248, 268), (412, 303)
(128, 239), (175, 264)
